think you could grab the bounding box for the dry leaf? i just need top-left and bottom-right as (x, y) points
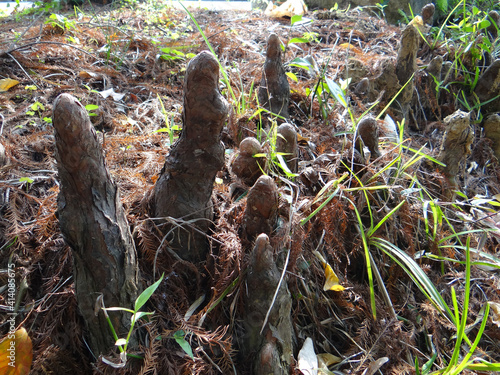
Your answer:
(0, 327), (33, 375)
(323, 263), (345, 291)
(297, 337), (318, 375)
(0, 78), (20, 92)
(78, 70), (99, 79)
(313, 251), (345, 292)
(490, 301), (500, 327)
(317, 352), (341, 370)
(99, 88), (125, 101)
(265, 0), (307, 18)
(362, 357), (389, 375)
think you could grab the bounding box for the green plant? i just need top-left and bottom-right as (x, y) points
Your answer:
(101, 274), (164, 367)
(45, 13), (76, 32)
(85, 104), (99, 117)
(253, 119), (298, 179)
(154, 94), (181, 145)
(180, 3), (238, 111)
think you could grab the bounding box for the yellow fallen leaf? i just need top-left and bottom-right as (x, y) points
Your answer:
(317, 352), (341, 369)
(323, 263), (345, 291)
(0, 78), (20, 92)
(0, 327), (33, 375)
(313, 250), (345, 292)
(339, 43), (363, 55)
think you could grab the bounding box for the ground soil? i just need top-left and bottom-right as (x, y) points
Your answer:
(1, 2), (500, 374)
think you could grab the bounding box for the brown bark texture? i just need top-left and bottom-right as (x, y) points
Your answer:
(437, 110), (473, 187)
(474, 59), (500, 114)
(356, 116), (381, 159)
(276, 123), (298, 173)
(231, 137), (265, 186)
(243, 233), (292, 375)
(395, 24), (418, 119)
(258, 33), (290, 119)
(52, 93), (140, 356)
(242, 175), (278, 242)
(151, 51), (228, 263)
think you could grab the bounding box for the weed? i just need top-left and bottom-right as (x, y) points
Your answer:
(101, 274), (164, 368)
(155, 94), (181, 145)
(45, 13), (76, 32)
(85, 104), (99, 117)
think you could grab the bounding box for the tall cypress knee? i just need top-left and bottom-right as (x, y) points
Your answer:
(52, 93), (140, 356)
(151, 51), (228, 263)
(258, 33), (290, 119)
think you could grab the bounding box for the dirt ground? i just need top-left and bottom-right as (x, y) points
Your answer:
(1, 2), (500, 374)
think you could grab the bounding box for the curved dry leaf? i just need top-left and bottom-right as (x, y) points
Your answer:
(317, 352), (341, 369)
(323, 263), (345, 292)
(0, 327), (33, 375)
(0, 78), (20, 92)
(298, 337), (318, 375)
(490, 301), (500, 327)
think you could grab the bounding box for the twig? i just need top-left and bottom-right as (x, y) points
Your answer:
(260, 245), (291, 335)
(7, 52), (39, 89)
(1, 41), (98, 60)
(5, 11), (45, 53)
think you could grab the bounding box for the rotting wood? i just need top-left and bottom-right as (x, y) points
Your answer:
(242, 175), (278, 242)
(258, 33), (290, 120)
(243, 233), (292, 375)
(150, 51), (228, 263)
(52, 93), (140, 357)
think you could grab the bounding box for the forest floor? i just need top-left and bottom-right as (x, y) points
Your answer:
(1, 1), (500, 374)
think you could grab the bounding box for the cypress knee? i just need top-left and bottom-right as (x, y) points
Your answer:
(437, 110), (473, 191)
(151, 51), (228, 263)
(395, 24), (418, 119)
(242, 175), (278, 242)
(244, 234), (292, 374)
(276, 123), (298, 173)
(258, 34), (290, 119)
(52, 93), (140, 356)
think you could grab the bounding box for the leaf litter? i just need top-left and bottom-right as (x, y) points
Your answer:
(1, 1), (500, 374)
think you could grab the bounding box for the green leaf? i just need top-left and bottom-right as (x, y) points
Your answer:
(134, 274), (164, 312)
(115, 338), (127, 346)
(102, 307), (135, 314)
(131, 311), (154, 324)
(288, 37), (309, 44)
(286, 72), (298, 82)
(290, 14), (302, 26)
(19, 177), (34, 184)
(173, 330), (194, 359)
(85, 104), (99, 111)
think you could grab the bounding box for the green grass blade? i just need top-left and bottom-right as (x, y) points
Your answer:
(135, 274), (164, 312)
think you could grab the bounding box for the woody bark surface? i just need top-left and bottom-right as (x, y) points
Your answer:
(395, 24), (418, 121)
(437, 110), (473, 193)
(276, 123), (298, 173)
(242, 175), (278, 242)
(244, 233), (292, 375)
(258, 33), (290, 120)
(151, 51), (228, 263)
(52, 93), (140, 356)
